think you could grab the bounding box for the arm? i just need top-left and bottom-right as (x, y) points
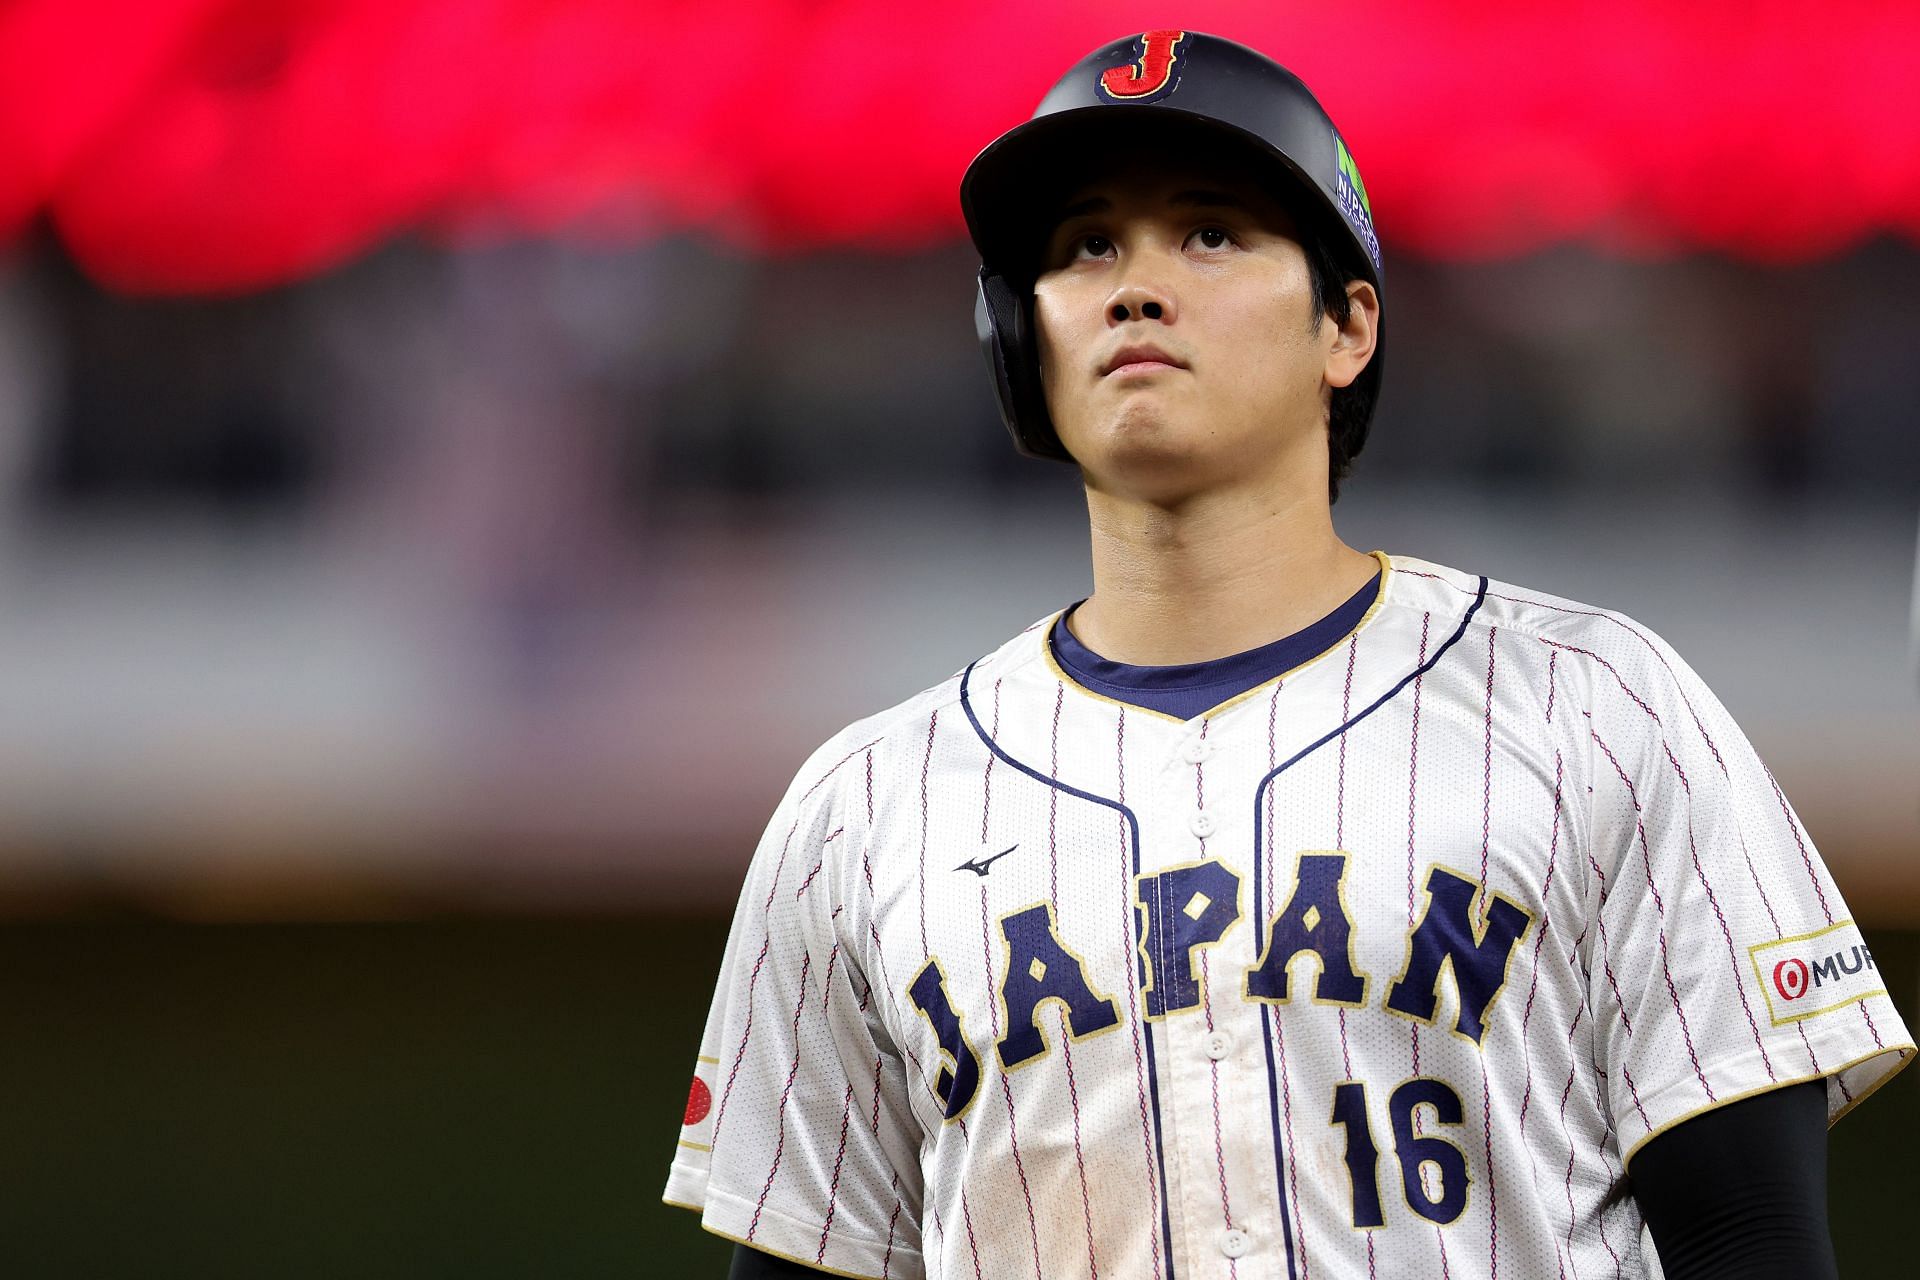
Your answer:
(729, 1244), (839, 1279)
(1630, 1079), (1835, 1280)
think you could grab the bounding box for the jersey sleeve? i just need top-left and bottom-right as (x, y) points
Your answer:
(1576, 619), (1913, 1167)
(664, 738), (926, 1280)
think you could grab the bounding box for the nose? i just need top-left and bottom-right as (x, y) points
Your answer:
(1105, 279), (1176, 326)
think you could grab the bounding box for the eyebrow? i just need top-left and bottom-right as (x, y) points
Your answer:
(1052, 189), (1248, 223)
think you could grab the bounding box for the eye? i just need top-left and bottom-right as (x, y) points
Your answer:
(1188, 226), (1233, 251)
(1071, 233), (1114, 261)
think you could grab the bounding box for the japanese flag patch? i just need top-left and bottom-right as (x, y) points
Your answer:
(679, 1056), (717, 1153)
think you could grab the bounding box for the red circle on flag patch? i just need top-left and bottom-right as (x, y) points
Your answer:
(685, 1076), (712, 1125)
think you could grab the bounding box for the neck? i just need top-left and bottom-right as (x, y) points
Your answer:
(1070, 474), (1378, 667)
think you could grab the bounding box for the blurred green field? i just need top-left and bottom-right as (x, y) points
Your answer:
(2, 919), (1913, 1278)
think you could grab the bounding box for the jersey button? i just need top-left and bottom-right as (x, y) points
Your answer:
(1190, 810), (1216, 838)
(1181, 738), (1212, 765)
(1220, 1228), (1251, 1258)
(1205, 1031), (1231, 1060)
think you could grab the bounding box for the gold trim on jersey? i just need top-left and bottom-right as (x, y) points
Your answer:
(664, 1207), (893, 1280)
(1041, 549), (1396, 724)
(1619, 1039), (1917, 1171)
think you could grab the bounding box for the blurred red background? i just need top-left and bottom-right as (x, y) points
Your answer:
(4, 0), (1918, 293)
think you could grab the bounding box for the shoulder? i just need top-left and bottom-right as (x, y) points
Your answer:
(1384, 553), (1738, 773)
(778, 612), (1060, 812)
(1385, 552), (1698, 677)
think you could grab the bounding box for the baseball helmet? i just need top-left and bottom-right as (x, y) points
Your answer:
(960, 30), (1385, 462)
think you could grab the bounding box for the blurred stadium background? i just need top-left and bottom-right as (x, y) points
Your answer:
(0, 2), (1915, 1276)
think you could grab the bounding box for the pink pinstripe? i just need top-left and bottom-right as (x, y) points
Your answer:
(1195, 717), (1211, 857)
(821, 938), (840, 1018)
(1520, 754), (1578, 1280)
(1543, 636), (1780, 1077)
(1270, 995), (1307, 1280)
(1046, 692), (1099, 1279)
(1519, 752), (1566, 1134)
(1265, 685), (1318, 1277)
(919, 711), (938, 957)
(1619, 1061), (1653, 1130)
(816, 1083), (854, 1262)
(959, 1190), (984, 1280)
(979, 878), (1044, 1278)
(1402, 613), (1454, 1270)
(714, 743), (872, 1145)
(1592, 725), (1715, 1101)
(1412, 576), (1732, 775)
(794, 860), (825, 900)
(1664, 744), (1777, 1077)
(1050, 684), (1063, 906)
(1322, 646), (1373, 1270)
(980, 679), (1001, 843)
(1407, 613), (1431, 1078)
(1541, 638), (1659, 723)
(1114, 706), (1165, 1280)
(1482, 627), (1498, 896)
(881, 1173), (902, 1278)
(1545, 648), (1560, 724)
(1057, 1015), (1101, 1278)
(1481, 628), (1500, 1280)
(1761, 764), (1834, 924)
(1517, 755), (1573, 1280)
(1337, 636), (1357, 846)
(747, 952), (813, 1240)
(1201, 949), (1241, 1280)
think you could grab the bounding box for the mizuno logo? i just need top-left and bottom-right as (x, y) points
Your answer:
(957, 845), (1018, 877)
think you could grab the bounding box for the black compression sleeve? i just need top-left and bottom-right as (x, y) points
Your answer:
(728, 1244), (836, 1279)
(1629, 1078), (1836, 1280)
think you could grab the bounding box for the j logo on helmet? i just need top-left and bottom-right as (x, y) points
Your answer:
(1096, 30), (1188, 103)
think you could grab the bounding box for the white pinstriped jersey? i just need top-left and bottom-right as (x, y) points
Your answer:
(665, 553), (1912, 1280)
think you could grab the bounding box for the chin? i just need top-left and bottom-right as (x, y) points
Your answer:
(1069, 403), (1239, 501)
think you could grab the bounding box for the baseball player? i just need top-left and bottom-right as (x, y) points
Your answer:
(666, 31), (1913, 1280)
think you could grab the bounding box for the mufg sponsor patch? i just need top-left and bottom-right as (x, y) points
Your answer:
(1749, 920), (1884, 1027)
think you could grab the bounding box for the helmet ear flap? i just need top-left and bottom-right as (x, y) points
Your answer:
(975, 267), (1074, 462)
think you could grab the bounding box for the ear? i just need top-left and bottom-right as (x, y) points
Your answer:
(1323, 279), (1379, 391)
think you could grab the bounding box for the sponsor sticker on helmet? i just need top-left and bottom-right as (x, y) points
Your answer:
(1095, 30), (1188, 104)
(1748, 920), (1885, 1027)
(1333, 135), (1382, 273)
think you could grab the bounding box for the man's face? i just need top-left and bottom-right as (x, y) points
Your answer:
(1031, 151), (1372, 504)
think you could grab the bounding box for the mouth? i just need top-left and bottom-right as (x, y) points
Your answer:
(1101, 345), (1188, 378)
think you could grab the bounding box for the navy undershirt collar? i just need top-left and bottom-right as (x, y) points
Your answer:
(1049, 570), (1382, 722)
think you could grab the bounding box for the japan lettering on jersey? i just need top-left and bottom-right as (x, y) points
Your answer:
(666, 553), (1912, 1280)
